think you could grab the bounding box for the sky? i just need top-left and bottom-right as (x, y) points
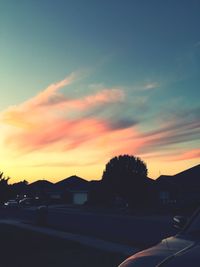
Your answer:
(0, 0), (200, 183)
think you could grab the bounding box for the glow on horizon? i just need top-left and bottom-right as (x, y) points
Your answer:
(1, 1), (200, 183)
(0, 74), (199, 183)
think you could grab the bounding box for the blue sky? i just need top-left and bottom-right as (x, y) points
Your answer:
(0, 0), (200, 182)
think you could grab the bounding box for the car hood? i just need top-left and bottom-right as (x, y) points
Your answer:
(158, 244), (200, 267)
(119, 236), (195, 267)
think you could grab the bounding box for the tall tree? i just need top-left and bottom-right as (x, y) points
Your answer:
(102, 155), (148, 207)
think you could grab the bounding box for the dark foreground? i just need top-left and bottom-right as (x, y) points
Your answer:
(0, 206), (177, 248)
(0, 223), (125, 267)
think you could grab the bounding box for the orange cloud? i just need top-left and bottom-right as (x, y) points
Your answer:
(57, 89), (125, 111)
(0, 74), (76, 129)
(0, 73), (199, 179)
(22, 72), (76, 108)
(0, 73), (128, 155)
(170, 149), (200, 161)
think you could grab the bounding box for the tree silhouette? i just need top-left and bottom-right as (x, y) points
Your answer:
(0, 171), (10, 203)
(102, 155), (148, 207)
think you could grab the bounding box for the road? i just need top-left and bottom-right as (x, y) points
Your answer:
(0, 206), (177, 248)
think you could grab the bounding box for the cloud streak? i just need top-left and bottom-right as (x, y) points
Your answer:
(143, 82), (159, 90)
(0, 73), (129, 155)
(171, 149), (200, 161)
(0, 73), (199, 171)
(139, 107), (200, 149)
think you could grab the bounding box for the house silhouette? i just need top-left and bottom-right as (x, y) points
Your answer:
(156, 164), (200, 212)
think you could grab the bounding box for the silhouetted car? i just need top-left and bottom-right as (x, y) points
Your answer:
(19, 197), (33, 206)
(4, 200), (18, 208)
(119, 208), (200, 267)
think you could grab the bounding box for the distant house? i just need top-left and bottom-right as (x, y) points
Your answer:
(53, 175), (90, 205)
(156, 175), (178, 204)
(28, 180), (54, 199)
(22, 176), (101, 205)
(156, 164), (200, 208)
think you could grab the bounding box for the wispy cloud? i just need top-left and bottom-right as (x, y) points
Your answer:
(171, 149), (200, 161)
(129, 81), (160, 92)
(137, 107), (200, 161)
(0, 73), (199, 169)
(0, 73), (128, 154)
(143, 82), (159, 90)
(143, 121), (199, 148)
(23, 72), (77, 108)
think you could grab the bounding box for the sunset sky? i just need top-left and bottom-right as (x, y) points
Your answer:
(0, 0), (200, 183)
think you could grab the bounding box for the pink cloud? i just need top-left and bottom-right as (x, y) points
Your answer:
(1, 73), (199, 169)
(0, 74), (127, 155)
(1, 73), (125, 128)
(57, 89), (125, 110)
(0, 73), (76, 129)
(170, 149), (200, 161)
(4, 117), (109, 153)
(23, 72), (76, 108)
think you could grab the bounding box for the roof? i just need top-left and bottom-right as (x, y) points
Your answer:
(54, 175), (90, 191)
(146, 177), (155, 184)
(156, 164), (200, 191)
(29, 180), (54, 189)
(173, 164), (200, 188)
(156, 175), (172, 181)
(174, 164), (200, 178)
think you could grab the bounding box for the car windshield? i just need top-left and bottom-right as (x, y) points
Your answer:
(183, 209), (200, 237)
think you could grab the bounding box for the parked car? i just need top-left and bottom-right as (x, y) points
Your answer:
(4, 200), (18, 208)
(19, 197), (35, 207)
(119, 208), (200, 267)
